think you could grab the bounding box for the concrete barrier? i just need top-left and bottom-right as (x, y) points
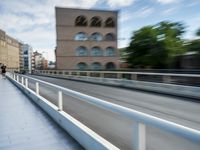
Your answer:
(7, 74), (119, 150)
(34, 73), (200, 100)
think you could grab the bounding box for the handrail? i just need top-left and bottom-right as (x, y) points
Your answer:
(18, 74), (200, 141)
(11, 73), (200, 150)
(35, 70), (200, 77)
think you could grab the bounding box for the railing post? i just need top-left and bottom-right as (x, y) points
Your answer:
(17, 75), (19, 82)
(36, 82), (39, 95)
(100, 73), (104, 78)
(133, 122), (146, 150)
(117, 73), (122, 79)
(131, 74), (138, 80)
(25, 78), (28, 88)
(163, 75), (171, 83)
(87, 72), (90, 77)
(21, 77), (24, 85)
(58, 91), (63, 111)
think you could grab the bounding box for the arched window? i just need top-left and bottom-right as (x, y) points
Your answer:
(105, 17), (115, 27)
(91, 47), (102, 56)
(90, 32), (103, 41)
(74, 32), (88, 41)
(75, 16), (87, 26)
(77, 62), (88, 70)
(105, 62), (116, 70)
(105, 47), (115, 56)
(90, 16), (102, 27)
(105, 33), (115, 41)
(76, 46), (88, 56)
(91, 62), (102, 70)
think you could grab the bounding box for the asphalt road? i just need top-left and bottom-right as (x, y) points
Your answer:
(27, 75), (200, 150)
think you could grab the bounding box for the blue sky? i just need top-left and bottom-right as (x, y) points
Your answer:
(0, 0), (200, 61)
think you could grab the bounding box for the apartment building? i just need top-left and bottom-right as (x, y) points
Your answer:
(0, 29), (20, 70)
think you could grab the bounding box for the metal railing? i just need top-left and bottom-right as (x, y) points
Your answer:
(10, 73), (200, 150)
(34, 70), (200, 86)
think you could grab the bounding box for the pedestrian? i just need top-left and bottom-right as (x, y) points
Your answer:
(1, 65), (6, 78)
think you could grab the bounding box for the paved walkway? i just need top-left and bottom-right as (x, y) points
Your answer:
(0, 75), (84, 150)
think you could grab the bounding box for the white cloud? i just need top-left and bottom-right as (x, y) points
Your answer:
(106, 0), (135, 7)
(162, 7), (176, 15)
(0, 0), (100, 61)
(120, 6), (154, 22)
(156, 0), (178, 4)
(184, 16), (200, 40)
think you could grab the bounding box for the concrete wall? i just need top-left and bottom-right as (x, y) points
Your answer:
(34, 72), (200, 100)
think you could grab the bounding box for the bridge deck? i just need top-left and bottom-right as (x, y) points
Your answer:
(0, 76), (84, 150)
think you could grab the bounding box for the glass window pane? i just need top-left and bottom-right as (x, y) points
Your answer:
(74, 32), (88, 41)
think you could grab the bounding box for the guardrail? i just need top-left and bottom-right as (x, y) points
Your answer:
(9, 73), (200, 150)
(34, 70), (200, 86)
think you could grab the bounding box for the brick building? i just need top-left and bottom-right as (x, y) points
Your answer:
(0, 29), (20, 70)
(55, 7), (120, 70)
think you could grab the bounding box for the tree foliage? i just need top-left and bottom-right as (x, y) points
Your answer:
(125, 21), (185, 68)
(186, 28), (200, 53)
(196, 28), (200, 37)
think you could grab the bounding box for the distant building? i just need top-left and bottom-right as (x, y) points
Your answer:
(0, 29), (20, 70)
(33, 51), (43, 69)
(19, 43), (24, 71)
(31, 53), (35, 71)
(55, 7), (120, 70)
(42, 59), (48, 69)
(22, 44), (33, 72)
(32, 51), (48, 70)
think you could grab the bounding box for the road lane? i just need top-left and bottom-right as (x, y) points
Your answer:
(27, 75), (200, 150)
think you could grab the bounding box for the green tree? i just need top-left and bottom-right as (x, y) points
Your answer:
(125, 21), (185, 68)
(196, 28), (200, 37)
(186, 28), (200, 53)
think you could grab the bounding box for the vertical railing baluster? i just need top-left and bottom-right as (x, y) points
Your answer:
(25, 78), (28, 88)
(21, 77), (24, 85)
(58, 91), (63, 111)
(36, 82), (39, 95)
(133, 122), (146, 150)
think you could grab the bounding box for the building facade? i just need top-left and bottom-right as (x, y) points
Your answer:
(0, 29), (20, 70)
(19, 42), (24, 71)
(55, 7), (120, 70)
(22, 44), (33, 72)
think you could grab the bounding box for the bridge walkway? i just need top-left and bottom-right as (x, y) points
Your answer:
(0, 76), (84, 150)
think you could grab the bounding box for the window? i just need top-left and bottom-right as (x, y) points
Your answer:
(24, 50), (28, 55)
(91, 47), (102, 56)
(90, 16), (102, 27)
(105, 17), (115, 27)
(90, 32), (103, 41)
(76, 46), (88, 56)
(77, 62), (88, 70)
(105, 47), (115, 56)
(75, 16), (87, 26)
(91, 62), (102, 70)
(105, 62), (116, 70)
(105, 33), (115, 41)
(74, 32), (88, 41)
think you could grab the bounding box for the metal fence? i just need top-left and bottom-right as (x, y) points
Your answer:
(34, 70), (200, 86)
(10, 73), (200, 150)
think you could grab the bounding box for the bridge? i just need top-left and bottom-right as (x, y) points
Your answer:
(1, 71), (200, 150)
